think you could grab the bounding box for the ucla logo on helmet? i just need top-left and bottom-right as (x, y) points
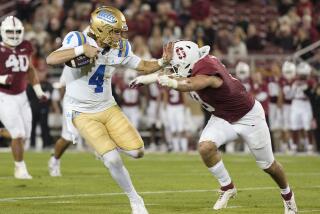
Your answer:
(97, 11), (117, 24)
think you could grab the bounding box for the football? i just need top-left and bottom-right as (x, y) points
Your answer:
(65, 54), (94, 68)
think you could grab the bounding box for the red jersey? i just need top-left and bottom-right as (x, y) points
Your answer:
(0, 41), (33, 95)
(190, 55), (255, 123)
(121, 85), (139, 107)
(167, 88), (184, 105)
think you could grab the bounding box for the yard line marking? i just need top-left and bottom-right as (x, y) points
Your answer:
(1, 186), (320, 202)
(299, 210), (320, 213)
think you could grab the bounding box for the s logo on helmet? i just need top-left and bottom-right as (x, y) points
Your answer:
(175, 47), (186, 60)
(97, 11), (117, 24)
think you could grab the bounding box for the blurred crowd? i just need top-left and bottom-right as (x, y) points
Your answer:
(1, 0), (320, 154)
(13, 0), (320, 67)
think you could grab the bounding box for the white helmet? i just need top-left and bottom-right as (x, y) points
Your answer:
(1, 16), (24, 47)
(235, 61), (250, 81)
(171, 41), (210, 77)
(296, 62), (311, 76)
(282, 61), (296, 80)
(124, 69), (137, 84)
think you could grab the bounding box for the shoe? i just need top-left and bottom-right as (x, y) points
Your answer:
(14, 167), (32, 179)
(130, 196), (149, 214)
(213, 188), (237, 210)
(48, 157), (61, 177)
(283, 192), (298, 214)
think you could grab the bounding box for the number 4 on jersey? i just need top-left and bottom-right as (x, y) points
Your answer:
(89, 65), (106, 93)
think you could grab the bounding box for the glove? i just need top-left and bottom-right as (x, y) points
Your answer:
(157, 75), (178, 88)
(129, 73), (159, 88)
(33, 84), (49, 102)
(0, 74), (14, 85)
(129, 77), (144, 88)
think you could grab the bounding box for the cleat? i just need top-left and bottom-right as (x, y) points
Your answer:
(130, 196), (149, 214)
(213, 188), (237, 210)
(14, 167), (32, 179)
(283, 192), (298, 214)
(48, 157), (61, 177)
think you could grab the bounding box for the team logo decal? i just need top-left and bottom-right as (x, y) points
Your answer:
(175, 47), (186, 59)
(97, 11), (117, 24)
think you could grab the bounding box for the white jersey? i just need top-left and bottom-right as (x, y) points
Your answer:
(60, 30), (141, 113)
(60, 66), (78, 87)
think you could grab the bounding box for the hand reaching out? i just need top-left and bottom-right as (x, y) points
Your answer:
(162, 41), (174, 66)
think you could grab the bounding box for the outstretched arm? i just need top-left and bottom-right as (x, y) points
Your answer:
(135, 42), (174, 75)
(158, 75), (223, 92)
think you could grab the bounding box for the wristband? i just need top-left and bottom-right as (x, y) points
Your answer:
(157, 58), (166, 67)
(0, 75), (8, 84)
(169, 79), (178, 89)
(33, 84), (45, 97)
(74, 45), (84, 57)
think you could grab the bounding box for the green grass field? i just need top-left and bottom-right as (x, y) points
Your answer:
(0, 152), (319, 214)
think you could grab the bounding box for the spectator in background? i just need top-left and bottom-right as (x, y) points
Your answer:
(295, 28), (313, 59)
(215, 28), (232, 54)
(27, 59), (53, 148)
(275, 24), (295, 52)
(176, 0), (192, 27)
(277, 0), (295, 15)
(148, 25), (163, 58)
(227, 33), (248, 64)
(202, 17), (216, 48)
(246, 24), (265, 51)
(266, 19), (279, 44)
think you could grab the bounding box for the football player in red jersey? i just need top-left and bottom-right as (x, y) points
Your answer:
(131, 41), (298, 213)
(0, 16), (47, 179)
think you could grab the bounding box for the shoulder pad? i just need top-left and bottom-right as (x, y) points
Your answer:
(117, 39), (131, 58)
(62, 31), (87, 48)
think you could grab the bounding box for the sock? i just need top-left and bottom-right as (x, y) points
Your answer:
(50, 156), (60, 165)
(102, 150), (140, 202)
(172, 137), (180, 152)
(15, 161), (26, 168)
(221, 182), (235, 191)
(180, 137), (188, 152)
(281, 186), (292, 200)
(208, 160), (232, 187)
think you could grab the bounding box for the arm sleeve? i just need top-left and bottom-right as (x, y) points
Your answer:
(119, 40), (142, 69)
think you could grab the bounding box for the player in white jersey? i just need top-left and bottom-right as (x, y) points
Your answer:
(164, 88), (188, 152)
(280, 61), (296, 152)
(46, 6), (172, 214)
(48, 65), (77, 177)
(290, 62), (314, 152)
(121, 69), (141, 128)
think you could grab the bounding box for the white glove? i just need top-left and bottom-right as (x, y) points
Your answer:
(157, 75), (178, 89)
(0, 74), (14, 85)
(33, 84), (49, 101)
(129, 73), (159, 88)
